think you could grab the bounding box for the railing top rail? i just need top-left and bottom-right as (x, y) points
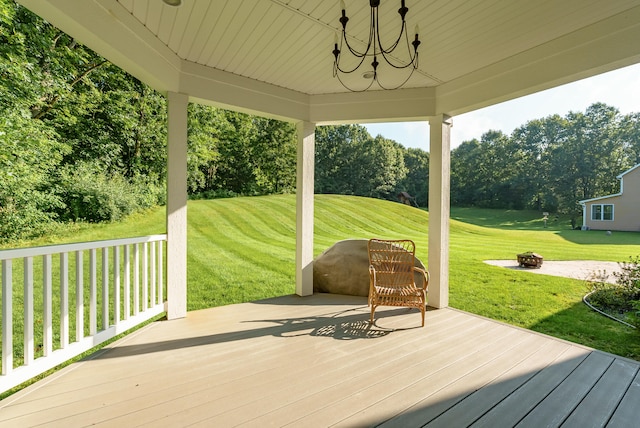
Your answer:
(0, 234), (167, 260)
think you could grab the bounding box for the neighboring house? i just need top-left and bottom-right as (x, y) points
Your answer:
(579, 164), (640, 231)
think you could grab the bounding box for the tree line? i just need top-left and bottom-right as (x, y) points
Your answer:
(451, 103), (640, 223)
(315, 124), (429, 204)
(2, 0), (639, 243)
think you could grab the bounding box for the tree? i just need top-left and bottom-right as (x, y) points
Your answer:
(619, 112), (640, 166)
(315, 124), (372, 195)
(314, 125), (409, 200)
(354, 135), (407, 199)
(548, 104), (625, 218)
(451, 139), (481, 206)
(251, 117), (296, 194)
(49, 69), (167, 179)
(0, 0), (68, 238)
(187, 104), (228, 193)
(400, 148), (429, 206)
(451, 131), (514, 208)
(213, 112), (251, 193)
(510, 115), (566, 211)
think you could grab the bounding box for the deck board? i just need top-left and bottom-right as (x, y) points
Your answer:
(607, 368), (640, 427)
(1, 294), (639, 428)
(330, 328), (531, 427)
(286, 322), (518, 427)
(470, 345), (590, 427)
(516, 352), (614, 428)
(390, 337), (564, 428)
(562, 358), (640, 427)
(420, 339), (571, 427)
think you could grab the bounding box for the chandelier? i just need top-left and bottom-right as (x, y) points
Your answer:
(332, 0), (421, 91)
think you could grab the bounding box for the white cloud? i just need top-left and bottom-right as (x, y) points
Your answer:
(451, 112), (503, 147)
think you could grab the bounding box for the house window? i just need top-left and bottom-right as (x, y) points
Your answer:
(591, 204), (614, 221)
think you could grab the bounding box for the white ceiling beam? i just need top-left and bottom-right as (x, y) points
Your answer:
(180, 61), (311, 123)
(309, 88), (436, 125)
(437, 5), (640, 116)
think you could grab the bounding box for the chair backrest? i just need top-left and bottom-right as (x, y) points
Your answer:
(368, 239), (416, 288)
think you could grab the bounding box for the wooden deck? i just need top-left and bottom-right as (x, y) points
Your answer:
(1, 293), (639, 427)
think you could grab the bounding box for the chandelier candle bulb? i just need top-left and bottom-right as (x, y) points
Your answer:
(332, 32), (340, 60)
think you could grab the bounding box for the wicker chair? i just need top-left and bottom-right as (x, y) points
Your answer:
(367, 239), (429, 327)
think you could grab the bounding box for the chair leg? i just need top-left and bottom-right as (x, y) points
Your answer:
(370, 304), (375, 324)
(421, 306), (425, 327)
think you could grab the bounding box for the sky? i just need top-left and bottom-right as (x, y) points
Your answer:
(363, 63), (640, 151)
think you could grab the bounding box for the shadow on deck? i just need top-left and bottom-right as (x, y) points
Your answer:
(1, 293), (639, 427)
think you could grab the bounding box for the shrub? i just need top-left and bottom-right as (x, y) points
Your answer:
(189, 189), (238, 200)
(55, 162), (163, 222)
(0, 111), (68, 241)
(588, 285), (638, 314)
(0, 199), (59, 242)
(586, 256), (640, 320)
(628, 301), (640, 332)
(613, 256), (640, 293)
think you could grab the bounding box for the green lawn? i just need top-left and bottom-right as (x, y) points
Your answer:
(4, 194), (640, 360)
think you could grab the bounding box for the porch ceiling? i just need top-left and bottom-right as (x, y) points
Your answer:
(18, 0), (640, 122)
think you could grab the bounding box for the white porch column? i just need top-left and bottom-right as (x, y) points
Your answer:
(296, 121), (315, 296)
(428, 114), (452, 308)
(166, 92), (188, 319)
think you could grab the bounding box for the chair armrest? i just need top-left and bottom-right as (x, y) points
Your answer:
(412, 266), (430, 290)
(369, 265), (377, 283)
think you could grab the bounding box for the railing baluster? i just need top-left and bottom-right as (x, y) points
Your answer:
(24, 258), (34, 365)
(134, 244), (140, 315)
(114, 246), (120, 325)
(158, 241), (163, 305)
(60, 253), (69, 349)
(2, 260), (13, 375)
(150, 242), (156, 307)
(43, 255), (52, 357)
(124, 245), (130, 320)
(142, 243), (148, 310)
(76, 251), (84, 342)
(102, 247), (109, 330)
(90, 249), (97, 336)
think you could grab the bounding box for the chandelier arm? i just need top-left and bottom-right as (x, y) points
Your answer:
(378, 29), (419, 70)
(341, 31), (370, 58)
(378, 50), (418, 69)
(334, 50), (370, 75)
(341, 6), (376, 58)
(375, 64), (417, 90)
(334, 68), (376, 92)
(374, 6), (406, 55)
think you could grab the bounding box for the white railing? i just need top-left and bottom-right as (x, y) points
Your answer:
(0, 234), (167, 393)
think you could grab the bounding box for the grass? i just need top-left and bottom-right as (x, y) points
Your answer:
(3, 194), (640, 362)
(450, 206), (573, 230)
